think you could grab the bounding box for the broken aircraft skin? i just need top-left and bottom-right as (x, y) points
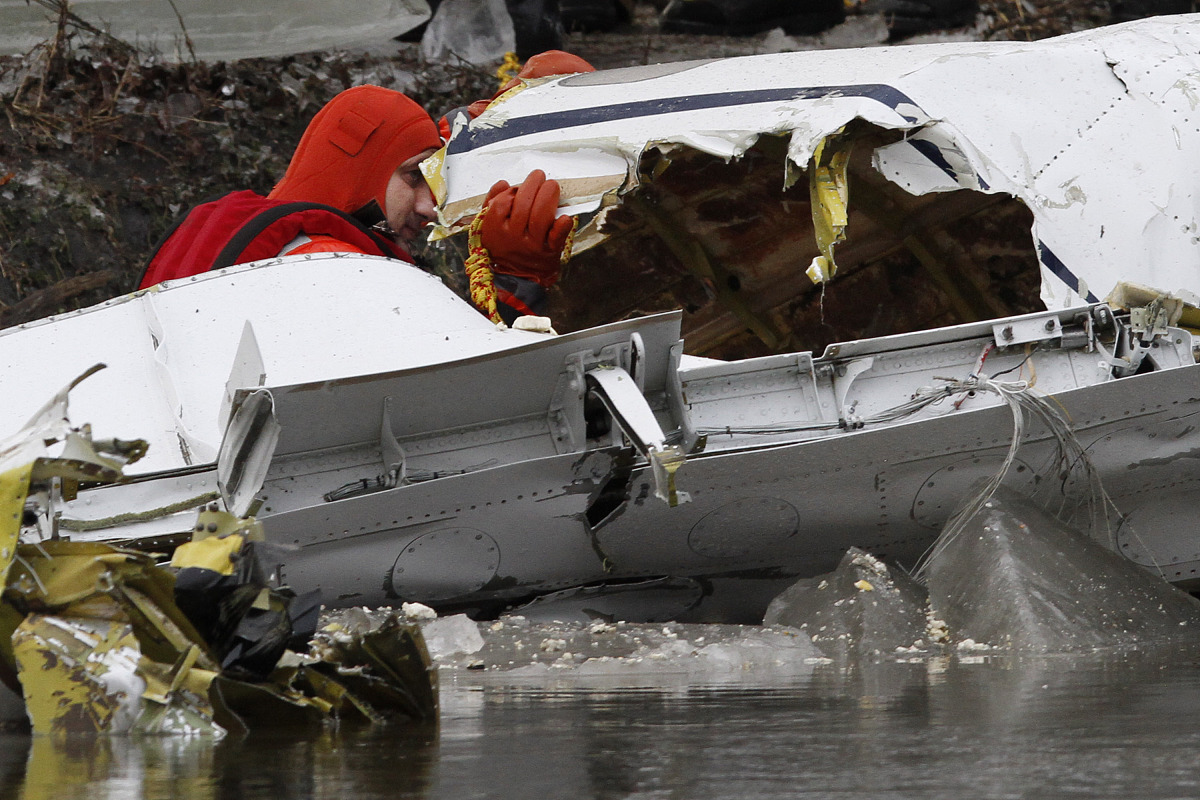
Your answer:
(2, 256), (1198, 624)
(2, 16), (1200, 624)
(432, 14), (1200, 357)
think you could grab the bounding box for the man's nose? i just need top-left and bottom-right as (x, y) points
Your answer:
(415, 182), (437, 222)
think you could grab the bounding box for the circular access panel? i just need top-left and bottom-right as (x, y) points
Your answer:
(911, 455), (1038, 529)
(1115, 489), (1200, 569)
(688, 497), (799, 559)
(390, 528), (500, 602)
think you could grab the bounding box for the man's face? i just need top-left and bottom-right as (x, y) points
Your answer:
(384, 148), (438, 245)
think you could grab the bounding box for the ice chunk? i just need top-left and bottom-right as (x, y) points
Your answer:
(420, 0), (516, 65)
(420, 614), (486, 658)
(764, 547), (929, 662)
(924, 487), (1200, 653)
(339, 606), (374, 635)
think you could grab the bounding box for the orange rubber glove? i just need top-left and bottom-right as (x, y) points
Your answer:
(479, 169), (574, 289)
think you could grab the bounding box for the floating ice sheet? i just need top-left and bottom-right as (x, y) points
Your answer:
(924, 486), (1200, 653)
(764, 547), (930, 662)
(326, 606), (827, 687)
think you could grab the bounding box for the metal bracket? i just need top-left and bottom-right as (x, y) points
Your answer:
(630, 332), (646, 392)
(380, 396), (407, 486)
(548, 353), (588, 454)
(1130, 299), (1172, 343)
(548, 338), (641, 455)
(1059, 309), (1097, 352)
(832, 356), (874, 429)
(217, 389), (279, 518)
(586, 366), (688, 507)
(992, 313), (1063, 347)
(665, 340), (700, 454)
(220, 320), (268, 432)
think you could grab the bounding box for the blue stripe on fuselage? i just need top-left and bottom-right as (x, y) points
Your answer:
(1038, 241), (1098, 302)
(448, 84), (924, 155)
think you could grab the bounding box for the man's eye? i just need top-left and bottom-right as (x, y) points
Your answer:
(403, 170), (423, 186)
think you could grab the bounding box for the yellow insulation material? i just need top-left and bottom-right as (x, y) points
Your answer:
(807, 136), (852, 284)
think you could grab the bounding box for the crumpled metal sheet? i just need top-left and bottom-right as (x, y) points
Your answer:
(435, 15), (1200, 312)
(3, 532), (434, 736)
(13, 612), (147, 734)
(4, 541), (224, 735)
(0, 376), (436, 736)
(12, 609), (217, 736)
(0, 365), (146, 583)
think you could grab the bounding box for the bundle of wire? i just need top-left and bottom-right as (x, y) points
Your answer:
(913, 375), (1130, 581)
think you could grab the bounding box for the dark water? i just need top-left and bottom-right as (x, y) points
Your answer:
(6, 649), (1200, 800)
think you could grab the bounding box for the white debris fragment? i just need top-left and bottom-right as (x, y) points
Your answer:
(540, 638), (567, 653)
(512, 315), (557, 334)
(402, 602), (437, 621)
(589, 622), (615, 635)
(850, 550), (889, 575)
(926, 613), (950, 644)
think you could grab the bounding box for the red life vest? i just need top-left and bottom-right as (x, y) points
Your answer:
(138, 190), (410, 289)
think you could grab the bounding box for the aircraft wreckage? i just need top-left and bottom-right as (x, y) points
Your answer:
(3, 15), (1200, 624)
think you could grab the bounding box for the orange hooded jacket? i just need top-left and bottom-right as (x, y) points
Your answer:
(139, 85), (441, 288)
(269, 85), (441, 225)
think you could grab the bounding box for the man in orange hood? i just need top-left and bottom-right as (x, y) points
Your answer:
(140, 85), (570, 323)
(268, 84), (442, 254)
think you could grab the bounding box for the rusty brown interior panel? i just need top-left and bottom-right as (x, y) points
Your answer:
(547, 124), (1043, 360)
